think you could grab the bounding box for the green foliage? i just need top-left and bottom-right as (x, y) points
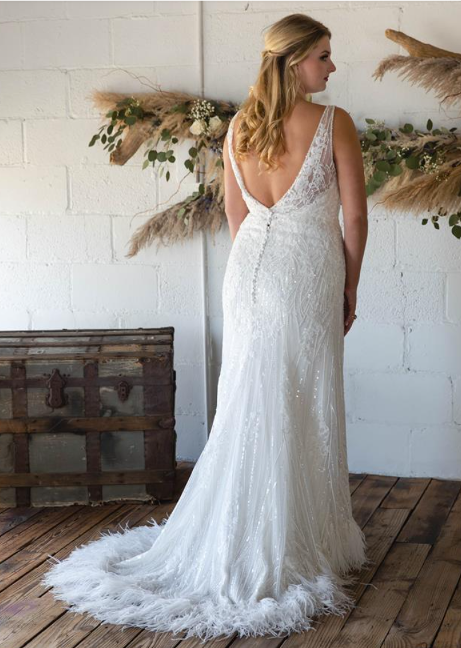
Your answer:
(90, 100), (461, 237)
(88, 96), (145, 152)
(361, 116), (458, 196)
(422, 209), (461, 238)
(362, 116), (461, 239)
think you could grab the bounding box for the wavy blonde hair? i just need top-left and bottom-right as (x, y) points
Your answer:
(233, 13), (331, 173)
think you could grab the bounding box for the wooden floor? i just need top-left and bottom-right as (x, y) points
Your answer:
(1, 464), (461, 648)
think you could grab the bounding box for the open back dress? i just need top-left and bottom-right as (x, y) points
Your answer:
(42, 103), (370, 643)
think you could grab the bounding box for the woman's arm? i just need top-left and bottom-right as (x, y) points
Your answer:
(223, 128), (249, 242)
(333, 107), (369, 334)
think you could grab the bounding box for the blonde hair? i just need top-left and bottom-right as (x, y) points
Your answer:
(233, 13), (331, 173)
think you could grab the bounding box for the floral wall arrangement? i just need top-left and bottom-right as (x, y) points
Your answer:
(88, 29), (461, 257)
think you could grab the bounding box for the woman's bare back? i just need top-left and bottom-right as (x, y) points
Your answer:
(228, 102), (367, 227)
(231, 102), (330, 210)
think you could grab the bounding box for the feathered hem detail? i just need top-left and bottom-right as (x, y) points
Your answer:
(41, 516), (372, 644)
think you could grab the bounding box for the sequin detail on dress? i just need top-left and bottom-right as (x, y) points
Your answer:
(41, 104), (371, 644)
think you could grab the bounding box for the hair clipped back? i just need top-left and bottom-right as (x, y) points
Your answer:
(233, 13), (331, 174)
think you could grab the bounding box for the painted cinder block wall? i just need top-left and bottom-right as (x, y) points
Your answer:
(0, 1), (460, 493)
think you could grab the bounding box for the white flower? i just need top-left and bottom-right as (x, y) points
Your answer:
(190, 119), (206, 135)
(209, 115), (222, 133)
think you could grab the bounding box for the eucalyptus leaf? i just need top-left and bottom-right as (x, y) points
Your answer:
(388, 164), (403, 176)
(376, 160), (391, 172)
(405, 156), (420, 170)
(373, 170), (387, 183)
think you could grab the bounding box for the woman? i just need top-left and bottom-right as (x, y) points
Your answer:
(43, 13), (370, 643)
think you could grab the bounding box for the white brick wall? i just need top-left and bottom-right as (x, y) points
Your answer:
(1, 1), (460, 476)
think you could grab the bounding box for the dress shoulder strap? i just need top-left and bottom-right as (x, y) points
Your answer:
(323, 105), (336, 167)
(226, 110), (248, 198)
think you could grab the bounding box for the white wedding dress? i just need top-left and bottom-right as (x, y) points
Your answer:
(42, 103), (370, 642)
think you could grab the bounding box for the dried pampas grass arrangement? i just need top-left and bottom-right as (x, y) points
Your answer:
(366, 29), (461, 237)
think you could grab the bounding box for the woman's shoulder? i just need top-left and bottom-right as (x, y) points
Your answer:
(330, 104), (356, 130)
(330, 105), (361, 160)
(303, 103), (352, 123)
(229, 109), (243, 138)
(292, 101), (335, 125)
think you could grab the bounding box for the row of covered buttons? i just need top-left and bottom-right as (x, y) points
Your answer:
(251, 210), (275, 305)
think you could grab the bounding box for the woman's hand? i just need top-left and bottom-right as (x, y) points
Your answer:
(344, 288), (357, 336)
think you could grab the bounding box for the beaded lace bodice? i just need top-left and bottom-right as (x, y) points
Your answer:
(226, 104), (337, 217)
(223, 104), (343, 315)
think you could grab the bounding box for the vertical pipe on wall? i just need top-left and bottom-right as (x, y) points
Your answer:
(196, 1), (211, 442)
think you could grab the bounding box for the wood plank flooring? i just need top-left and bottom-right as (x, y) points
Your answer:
(1, 463), (460, 648)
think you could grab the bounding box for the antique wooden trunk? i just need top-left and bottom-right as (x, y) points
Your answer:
(0, 327), (176, 507)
